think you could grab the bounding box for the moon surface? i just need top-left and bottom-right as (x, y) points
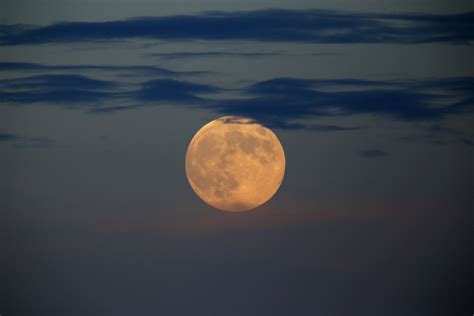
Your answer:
(185, 116), (286, 212)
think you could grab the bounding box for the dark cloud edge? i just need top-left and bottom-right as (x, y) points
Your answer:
(0, 9), (472, 45)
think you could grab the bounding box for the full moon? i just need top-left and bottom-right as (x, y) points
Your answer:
(185, 116), (285, 212)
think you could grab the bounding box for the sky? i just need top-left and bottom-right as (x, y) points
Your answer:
(1, 0), (473, 315)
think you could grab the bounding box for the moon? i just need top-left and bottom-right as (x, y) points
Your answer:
(185, 116), (285, 212)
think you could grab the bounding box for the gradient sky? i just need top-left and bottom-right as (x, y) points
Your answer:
(1, 1), (473, 315)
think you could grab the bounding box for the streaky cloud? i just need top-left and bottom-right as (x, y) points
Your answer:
(0, 72), (219, 108)
(0, 9), (472, 45)
(88, 105), (137, 114)
(261, 121), (364, 131)
(12, 137), (56, 148)
(1, 74), (117, 90)
(149, 51), (279, 60)
(214, 77), (474, 120)
(0, 131), (55, 148)
(0, 63), (472, 138)
(130, 79), (220, 106)
(359, 149), (387, 158)
(0, 132), (18, 142)
(400, 123), (474, 146)
(0, 62), (207, 77)
(0, 74), (119, 104)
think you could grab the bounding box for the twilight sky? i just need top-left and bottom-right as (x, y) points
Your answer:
(1, 0), (473, 315)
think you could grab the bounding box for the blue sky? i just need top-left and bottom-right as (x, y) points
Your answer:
(1, 1), (473, 315)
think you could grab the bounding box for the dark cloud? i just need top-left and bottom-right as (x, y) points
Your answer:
(307, 125), (363, 132)
(0, 62), (206, 77)
(220, 116), (258, 125)
(0, 9), (472, 45)
(210, 77), (474, 129)
(0, 131), (54, 148)
(88, 105), (137, 114)
(149, 51), (279, 60)
(0, 74), (220, 107)
(0, 74), (118, 105)
(216, 116), (356, 133)
(206, 78), (474, 131)
(359, 149), (388, 158)
(0, 132), (18, 142)
(1, 74), (117, 90)
(133, 79), (219, 103)
(12, 137), (55, 148)
(0, 89), (115, 104)
(1, 63), (472, 138)
(89, 79), (220, 113)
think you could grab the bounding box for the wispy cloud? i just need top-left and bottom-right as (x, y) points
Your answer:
(12, 137), (56, 148)
(90, 78), (221, 113)
(0, 131), (55, 148)
(149, 51), (279, 60)
(1, 74), (117, 90)
(0, 132), (18, 142)
(0, 74), (118, 105)
(359, 149), (388, 158)
(1, 62), (472, 141)
(0, 62), (207, 77)
(0, 9), (472, 45)
(210, 77), (474, 129)
(0, 62), (214, 108)
(0, 70), (220, 110)
(133, 78), (220, 103)
(400, 123), (474, 146)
